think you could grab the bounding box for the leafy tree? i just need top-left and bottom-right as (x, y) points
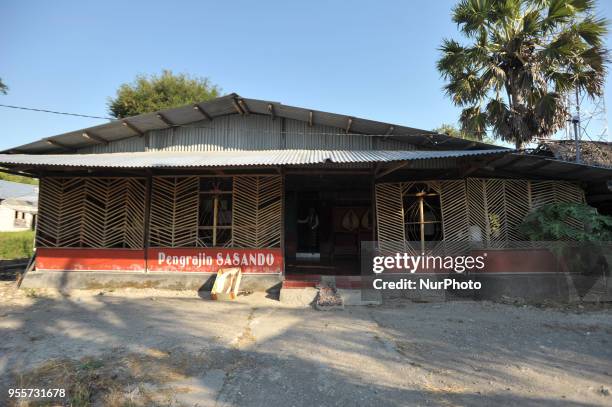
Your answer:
(108, 70), (221, 118)
(0, 78), (8, 95)
(437, 0), (609, 149)
(433, 123), (464, 138)
(433, 123), (498, 144)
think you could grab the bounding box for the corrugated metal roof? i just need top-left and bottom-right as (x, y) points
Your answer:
(0, 180), (38, 200)
(0, 149), (510, 169)
(487, 153), (612, 187)
(3, 93), (503, 154)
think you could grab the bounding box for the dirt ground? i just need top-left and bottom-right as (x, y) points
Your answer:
(1, 281), (611, 407)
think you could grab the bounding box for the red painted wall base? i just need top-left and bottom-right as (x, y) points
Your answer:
(36, 247), (283, 274)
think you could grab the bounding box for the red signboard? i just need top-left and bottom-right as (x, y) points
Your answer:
(36, 248), (146, 272)
(36, 248), (283, 273)
(147, 248), (283, 274)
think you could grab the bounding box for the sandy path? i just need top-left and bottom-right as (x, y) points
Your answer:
(1, 282), (611, 406)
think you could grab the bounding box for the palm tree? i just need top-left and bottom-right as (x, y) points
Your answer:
(437, 0), (608, 149)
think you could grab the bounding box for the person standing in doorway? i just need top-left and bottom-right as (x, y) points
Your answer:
(298, 207), (319, 253)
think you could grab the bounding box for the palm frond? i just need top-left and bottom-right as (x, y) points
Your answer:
(574, 16), (608, 47)
(438, 0), (608, 148)
(459, 106), (488, 138)
(453, 0), (495, 37)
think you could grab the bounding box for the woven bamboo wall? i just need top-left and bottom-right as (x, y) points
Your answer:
(147, 175), (282, 248)
(232, 176), (282, 248)
(467, 179), (584, 244)
(439, 180), (470, 242)
(37, 177), (146, 248)
(374, 182), (406, 253)
(149, 176), (200, 247)
(375, 178), (586, 248)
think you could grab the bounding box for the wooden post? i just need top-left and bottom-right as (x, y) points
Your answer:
(280, 168), (286, 277)
(418, 193), (425, 253)
(212, 195), (219, 247)
(143, 172), (153, 272)
(371, 166), (377, 243)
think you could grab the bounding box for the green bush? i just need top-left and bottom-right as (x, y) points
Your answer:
(519, 202), (612, 242)
(0, 230), (35, 259)
(519, 203), (611, 278)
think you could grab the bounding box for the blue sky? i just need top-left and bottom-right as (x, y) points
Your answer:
(2, 0), (612, 150)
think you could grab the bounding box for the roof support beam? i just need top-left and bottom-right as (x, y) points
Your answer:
(345, 117), (353, 134)
(309, 111), (314, 127)
(232, 98), (245, 115)
(156, 112), (175, 127)
(81, 132), (109, 145)
(376, 161), (412, 179)
(237, 99), (250, 115)
(193, 104), (212, 121)
(382, 125), (395, 141)
(122, 120), (144, 137)
(45, 139), (76, 152)
(267, 104), (276, 120)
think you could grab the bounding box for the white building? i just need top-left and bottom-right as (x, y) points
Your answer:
(0, 180), (38, 232)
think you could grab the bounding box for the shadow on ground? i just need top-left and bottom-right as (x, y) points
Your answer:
(1, 281), (611, 406)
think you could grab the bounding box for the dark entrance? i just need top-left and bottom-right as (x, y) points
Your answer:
(284, 174), (373, 276)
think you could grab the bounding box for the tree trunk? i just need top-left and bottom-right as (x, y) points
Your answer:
(515, 139), (522, 150)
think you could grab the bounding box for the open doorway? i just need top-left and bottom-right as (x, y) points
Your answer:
(284, 174), (372, 276)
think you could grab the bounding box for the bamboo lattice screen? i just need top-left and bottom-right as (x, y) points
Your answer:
(375, 178), (585, 248)
(374, 182), (406, 252)
(149, 176), (200, 247)
(147, 175), (282, 248)
(232, 176), (282, 248)
(466, 179), (585, 244)
(37, 177), (146, 248)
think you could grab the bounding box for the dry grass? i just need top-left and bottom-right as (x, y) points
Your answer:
(7, 348), (214, 407)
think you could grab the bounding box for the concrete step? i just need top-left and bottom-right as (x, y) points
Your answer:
(280, 276), (382, 307)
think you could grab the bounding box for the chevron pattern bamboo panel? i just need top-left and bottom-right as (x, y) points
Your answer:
(530, 181), (557, 209)
(375, 182), (406, 253)
(553, 181), (585, 204)
(36, 177), (145, 248)
(548, 181), (584, 230)
(149, 176), (199, 247)
(37, 178), (86, 247)
(466, 178), (489, 243)
(81, 178), (146, 248)
(440, 180), (470, 242)
(232, 176), (282, 248)
(466, 178), (584, 245)
(504, 180), (530, 241)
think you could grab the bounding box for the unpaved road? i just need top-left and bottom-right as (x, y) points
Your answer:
(1, 282), (611, 406)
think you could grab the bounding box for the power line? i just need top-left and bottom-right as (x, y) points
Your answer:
(0, 103), (114, 120)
